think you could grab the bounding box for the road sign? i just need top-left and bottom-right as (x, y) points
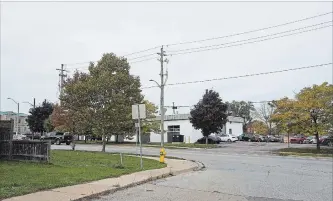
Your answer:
(132, 104), (146, 119)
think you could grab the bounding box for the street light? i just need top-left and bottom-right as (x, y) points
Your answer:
(149, 79), (164, 147)
(7, 97), (19, 135)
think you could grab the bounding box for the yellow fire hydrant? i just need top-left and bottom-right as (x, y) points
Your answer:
(160, 148), (166, 163)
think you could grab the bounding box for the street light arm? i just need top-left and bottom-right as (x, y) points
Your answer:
(149, 79), (161, 88)
(22, 101), (34, 107)
(7, 97), (18, 104)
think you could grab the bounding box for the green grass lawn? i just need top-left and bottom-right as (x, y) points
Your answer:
(0, 150), (166, 199)
(275, 147), (333, 157)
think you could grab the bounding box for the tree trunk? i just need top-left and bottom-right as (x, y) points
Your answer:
(84, 135), (87, 143)
(205, 136), (208, 145)
(315, 132), (320, 150)
(102, 130), (106, 152)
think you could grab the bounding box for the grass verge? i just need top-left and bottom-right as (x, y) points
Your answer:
(0, 150), (166, 199)
(274, 147), (333, 158)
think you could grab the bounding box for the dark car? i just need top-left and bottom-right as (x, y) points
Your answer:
(319, 135), (328, 144)
(41, 132), (73, 145)
(250, 134), (265, 142)
(238, 133), (254, 141)
(266, 135), (281, 142)
(196, 135), (221, 144)
(321, 135), (333, 147)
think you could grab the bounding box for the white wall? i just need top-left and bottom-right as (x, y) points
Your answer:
(225, 121), (243, 136)
(150, 119), (203, 144)
(150, 119), (244, 143)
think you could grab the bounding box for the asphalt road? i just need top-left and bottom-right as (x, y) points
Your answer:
(52, 142), (333, 201)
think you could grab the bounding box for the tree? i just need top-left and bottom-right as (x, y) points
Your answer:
(60, 53), (143, 152)
(26, 100), (54, 133)
(43, 116), (54, 132)
(141, 100), (160, 134)
(254, 103), (275, 135)
(271, 82), (333, 150)
(226, 101), (255, 132)
(50, 103), (70, 132)
(250, 120), (269, 134)
(189, 89), (228, 145)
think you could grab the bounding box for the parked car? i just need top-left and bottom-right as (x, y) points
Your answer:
(13, 134), (28, 140)
(238, 133), (254, 141)
(303, 136), (317, 144)
(264, 135), (280, 142)
(250, 134), (265, 142)
(290, 135), (306, 144)
(319, 135), (328, 144)
(41, 132), (73, 145)
(321, 135), (333, 147)
(218, 134), (238, 142)
(196, 135), (221, 144)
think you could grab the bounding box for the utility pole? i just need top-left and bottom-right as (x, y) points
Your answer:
(157, 46), (168, 148)
(56, 64), (67, 104)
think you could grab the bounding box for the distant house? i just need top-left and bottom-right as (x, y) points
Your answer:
(148, 114), (244, 144)
(0, 111), (30, 134)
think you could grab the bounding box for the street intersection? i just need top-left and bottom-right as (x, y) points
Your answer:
(52, 142), (333, 201)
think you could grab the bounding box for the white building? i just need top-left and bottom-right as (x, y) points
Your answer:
(149, 114), (244, 144)
(0, 111), (30, 134)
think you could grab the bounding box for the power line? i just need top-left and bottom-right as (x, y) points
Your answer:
(168, 21), (332, 54)
(129, 53), (157, 60)
(65, 56), (158, 73)
(122, 45), (160, 57)
(165, 11), (332, 47)
(64, 45), (160, 67)
(169, 24), (332, 56)
(140, 63), (332, 89)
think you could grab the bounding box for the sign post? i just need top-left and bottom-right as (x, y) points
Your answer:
(132, 104), (146, 170)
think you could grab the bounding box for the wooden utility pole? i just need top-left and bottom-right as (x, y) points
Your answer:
(157, 46), (168, 148)
(56, 64), (67, 104)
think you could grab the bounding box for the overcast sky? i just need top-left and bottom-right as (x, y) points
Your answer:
(1, 1), (332, 115)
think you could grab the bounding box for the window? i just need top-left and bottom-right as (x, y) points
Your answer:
(229, 129), (232, 134)
(167, 125), (180, 132)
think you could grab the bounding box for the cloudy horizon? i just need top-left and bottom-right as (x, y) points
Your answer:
(1, 1), (332, 115)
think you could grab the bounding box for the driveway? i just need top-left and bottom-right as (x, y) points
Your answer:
(52, 142), (332, 201)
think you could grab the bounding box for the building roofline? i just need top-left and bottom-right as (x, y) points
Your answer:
(0, 111), (28, 117)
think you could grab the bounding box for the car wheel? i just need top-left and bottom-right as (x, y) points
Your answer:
(227, 139), (231, 142)
(328, 142), (333, 147)
(66, 141), (71, 145)
(56, 139), (61, 145)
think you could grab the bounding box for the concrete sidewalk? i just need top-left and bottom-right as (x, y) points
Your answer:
(4, 158), (202, 201)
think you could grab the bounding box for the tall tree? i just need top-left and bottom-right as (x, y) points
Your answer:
(60, 53), (143, 152)
(271, 82), (333, 150)
(254, 103), (275, 135)
(250, 120), (269, 134)
(226, 101), (255, 132)
(43, 116), (54, 132)
(141, 100), (160, 134)
(26, 100), (54, 133)
(189, 89), (228, 145)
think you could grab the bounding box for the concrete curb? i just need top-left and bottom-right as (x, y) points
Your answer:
(75, 158), (205, 201)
